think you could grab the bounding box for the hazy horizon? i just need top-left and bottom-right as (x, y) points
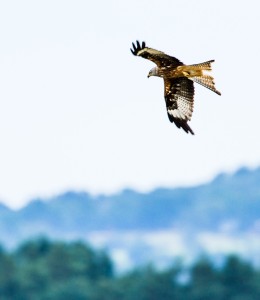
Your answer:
(1, 164), (258, 210)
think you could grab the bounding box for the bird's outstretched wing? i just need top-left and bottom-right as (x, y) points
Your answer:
(164, 77), (195, 134)
(131, 40), (183, 68)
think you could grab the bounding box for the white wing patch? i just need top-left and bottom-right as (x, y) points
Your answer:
(176, 97), (193, 120)
(167, 106), (187, 120)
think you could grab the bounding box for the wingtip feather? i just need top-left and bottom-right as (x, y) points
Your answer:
(130, 40), (146, 56)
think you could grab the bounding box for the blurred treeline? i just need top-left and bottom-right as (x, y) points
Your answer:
(1, 238), (260, 300)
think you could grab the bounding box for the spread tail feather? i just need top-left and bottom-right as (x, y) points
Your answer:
(191, 75), (221, 95)
(180, 60), (221, 95)
(187, 60), (215, 71)
(179, 60), (221, 95)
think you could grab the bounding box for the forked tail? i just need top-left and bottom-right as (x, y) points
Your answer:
(182, 60), (221, 95)
(191, 75), (221, 95)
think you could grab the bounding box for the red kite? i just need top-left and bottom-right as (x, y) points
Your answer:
(131, 41), (221, 134)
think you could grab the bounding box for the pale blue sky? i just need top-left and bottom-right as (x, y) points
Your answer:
(0, 0), (259, 208)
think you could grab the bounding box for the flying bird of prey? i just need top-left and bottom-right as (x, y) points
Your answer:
(130, 41), (221, 135)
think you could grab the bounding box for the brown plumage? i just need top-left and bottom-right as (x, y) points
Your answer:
(130, 41), (221, 135)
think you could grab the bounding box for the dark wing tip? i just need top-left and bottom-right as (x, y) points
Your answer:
(130, 40), (146, 56)
(189, 127), (195, 135)
(180, 121), (195, 135)
(171, 117), (195, 135)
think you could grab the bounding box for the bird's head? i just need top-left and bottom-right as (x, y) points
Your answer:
(147, 67), (160, 78)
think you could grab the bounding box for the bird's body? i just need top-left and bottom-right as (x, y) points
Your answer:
(131, 41), (221, 135)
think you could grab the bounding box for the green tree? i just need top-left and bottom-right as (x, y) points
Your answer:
(188, 257), (224, 300)
(43, 278), (93, 300)
(221, 255), (260, 300)
(0, 238), (259, 300)
(12, 238), (115, 299)
(109, 265), (183, 300)
(0, 246), (21, 300)
(45, 241), (113, 282)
